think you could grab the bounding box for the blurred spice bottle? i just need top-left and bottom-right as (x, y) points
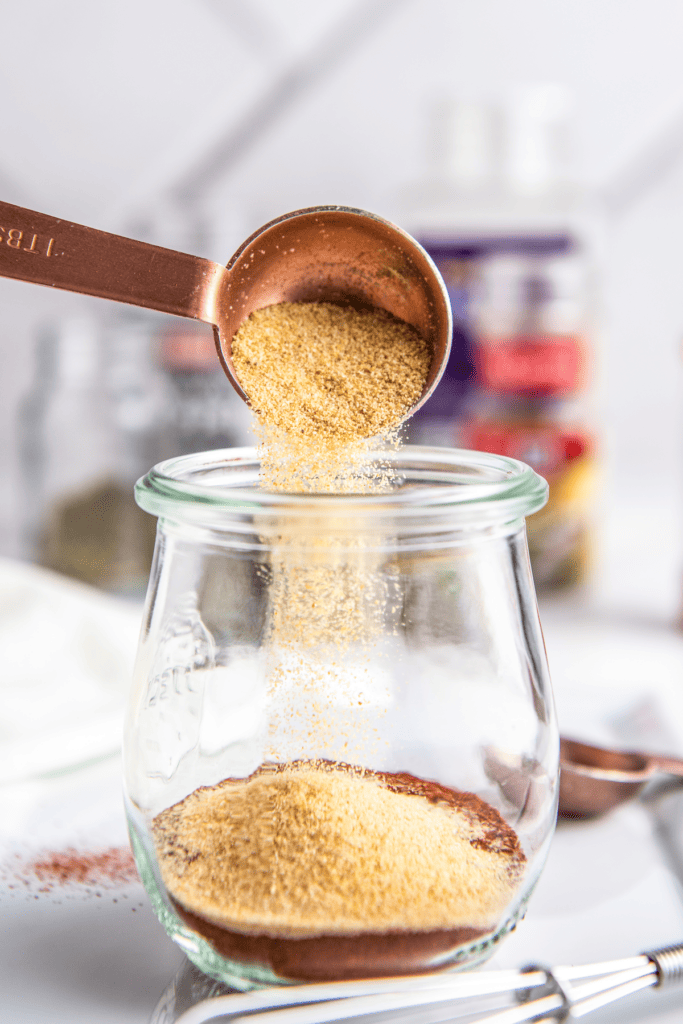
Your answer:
(397, 87), (601, 590)
(18, 311), (253, 597)
(156, 317), (253, 456)
(18, 312), (167, 596)
(462, 251), (596, 589)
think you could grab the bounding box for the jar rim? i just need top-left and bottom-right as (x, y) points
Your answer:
(135, 446), (548, 526)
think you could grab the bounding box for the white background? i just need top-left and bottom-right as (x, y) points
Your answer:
(1, 0), (683, 617)
(4, 7), (683, 1014)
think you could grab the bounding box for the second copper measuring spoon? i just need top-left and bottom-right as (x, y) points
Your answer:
(559, 736), (683, 818)
(0, 201), (451, 424)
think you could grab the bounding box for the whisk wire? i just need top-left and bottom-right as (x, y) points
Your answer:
(174, 942), (683, 1024)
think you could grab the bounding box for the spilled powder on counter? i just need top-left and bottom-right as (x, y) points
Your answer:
(2, 845), (139, 896)
(28, 846), (138, 887)
(152, 762), (525, 939)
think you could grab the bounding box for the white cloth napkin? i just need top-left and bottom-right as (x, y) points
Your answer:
(0, 557), (142, 782)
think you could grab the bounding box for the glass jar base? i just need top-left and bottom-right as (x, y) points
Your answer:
(129, 810), (526, 990)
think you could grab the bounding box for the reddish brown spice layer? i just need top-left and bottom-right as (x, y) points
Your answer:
(173, 899), (488, 981)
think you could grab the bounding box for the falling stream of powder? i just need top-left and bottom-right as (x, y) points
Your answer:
(233, 301), (432, 759)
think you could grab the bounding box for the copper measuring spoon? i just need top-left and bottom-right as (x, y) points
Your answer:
(0, 201), (451, 420)
(559, 736), (683, 819)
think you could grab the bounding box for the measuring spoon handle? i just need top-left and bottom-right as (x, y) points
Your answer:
(650, 753), (683, 777)
(0, 200), (227, 324)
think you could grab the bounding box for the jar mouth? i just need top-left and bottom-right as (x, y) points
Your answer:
(135, 446), (548, 528)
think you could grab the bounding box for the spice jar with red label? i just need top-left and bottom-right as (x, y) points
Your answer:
(396, 90), (601, 590)
(461, 245), (596, 589)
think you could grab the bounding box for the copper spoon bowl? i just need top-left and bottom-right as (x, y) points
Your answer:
(0, 201), (452, 423)
(559, 736), (683, 819)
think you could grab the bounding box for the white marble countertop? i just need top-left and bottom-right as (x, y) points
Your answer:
(3, 549), (683, 1023)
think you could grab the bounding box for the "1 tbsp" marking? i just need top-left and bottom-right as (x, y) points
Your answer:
(0, 226), (56, 256)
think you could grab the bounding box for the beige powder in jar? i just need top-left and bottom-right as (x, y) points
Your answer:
(153, 762), (526, 939)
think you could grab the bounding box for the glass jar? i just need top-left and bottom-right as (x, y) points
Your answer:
(124, 446), (557, 989)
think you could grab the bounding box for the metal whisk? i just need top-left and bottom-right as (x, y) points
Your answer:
(172, 942), (683, 1024)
